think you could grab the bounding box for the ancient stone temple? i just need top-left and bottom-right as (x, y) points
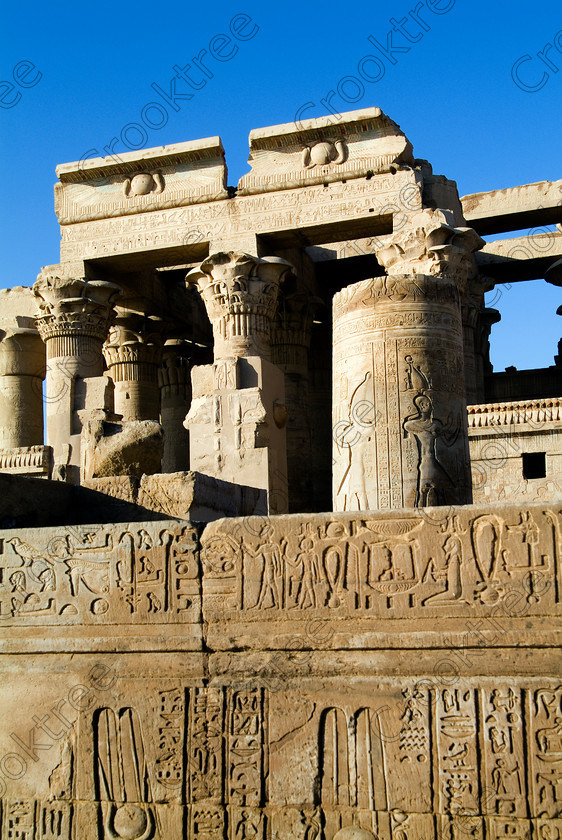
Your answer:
(0, 107), (561, 839)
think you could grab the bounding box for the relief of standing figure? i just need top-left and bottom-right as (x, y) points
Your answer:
(403, 392), (460, 506)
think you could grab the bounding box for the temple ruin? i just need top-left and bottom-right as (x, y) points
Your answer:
(0, 107), (561, 838)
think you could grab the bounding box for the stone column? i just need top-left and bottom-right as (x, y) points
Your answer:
(0, 288), (46, 451)
(461, 277), (488, 406)
(103, 312), (163, 422)
(332, 209), (483, 511)
(474, 306), (501, 403)
(271, 289), (320, 512)
(185, 251), (293, 513)
(33, 272), (120, 483)
(159, 339), (193, 472)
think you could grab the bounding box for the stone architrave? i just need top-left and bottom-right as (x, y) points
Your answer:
(103, 310), (164, 422)
(185, 252), (292, 512)
(33, 272), (120, 483)
(0, 287), (46, 452)
(333, 209), (484, 511)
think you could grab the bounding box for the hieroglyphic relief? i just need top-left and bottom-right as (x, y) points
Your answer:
(436, 689), (479, 818)
(188, 687), (223, 804)
(227, 687), (268, 840)
(154, 689), (185, 798)
(529, 685), (562, 820)
(4, 677), (562, 838)
(201, 503), (562, 621)
(94, 707), (155, 840)
(59, 175), (407, 261)
(3, 799), (37, 840)
(73, 684), (269, 839)
(1, 739), (75, 839)
(0, 522), (200, 626)
(481, 688), (527, 818)
(317, 706), (384, 837)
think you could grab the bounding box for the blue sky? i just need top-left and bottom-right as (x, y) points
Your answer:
(1, 0), (560, 372)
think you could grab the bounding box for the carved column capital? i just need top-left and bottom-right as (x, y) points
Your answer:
(271, 290), (323, 370)
(158, 339), (193, 397)
(103, 310), (164, 423)
(103, 311), (164, 381)
(377, 209), (484, 289)
(33, 273), (120, 360)
(186, 251), (293, 359)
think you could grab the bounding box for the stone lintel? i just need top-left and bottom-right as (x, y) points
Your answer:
(476, 230), (562, 282)
(462, 178), (562, 235)
(59, 170), (421, 265)
(55, 137), (228, 225)
(238, 106), (414, 195)
(56, 136), (225, 182)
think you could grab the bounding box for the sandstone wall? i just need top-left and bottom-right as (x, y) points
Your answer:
(1, 500), (561, 837)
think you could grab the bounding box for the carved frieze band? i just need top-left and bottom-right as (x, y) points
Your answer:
(0, 522), (200, 625)
(467, 398), (562, 428)
(201, 504), (562, 620)
(3, 679), (561, 837)
(1, 505), (561, 626)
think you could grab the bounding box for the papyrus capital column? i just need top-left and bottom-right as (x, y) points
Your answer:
(333, 210), (483, 511)
(187, 251), (292, 360)
(33, 272), (120, 482)
(34, 273), (120, 375)
(271, 288), (322, 512)
(159, 339), (194, 472)
(103, 311), (164, 422)
(186, 252), (293, 513)
(0, 287), (46, 453)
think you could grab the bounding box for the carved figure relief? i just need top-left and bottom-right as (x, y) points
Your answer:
(335, 372), (375, 512)
(302, 141), (347, 169)
(123, 172), (164, 198)
(422, 532), (468, 605)
(403, 393), (460, 507)
(290, 537), (320, 609)
(199, 503), (559, 621)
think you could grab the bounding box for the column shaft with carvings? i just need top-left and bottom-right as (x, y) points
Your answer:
(185, 252), (292, 513)
(0, 288), (47, 472)
(33, 273), (120, 483)
(159, 339), (194, 472)
(333, 209), (483, 511)
(103, 312), (163, 422)
(271, 289), (320, 512)
(461, 278), (484, 406)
